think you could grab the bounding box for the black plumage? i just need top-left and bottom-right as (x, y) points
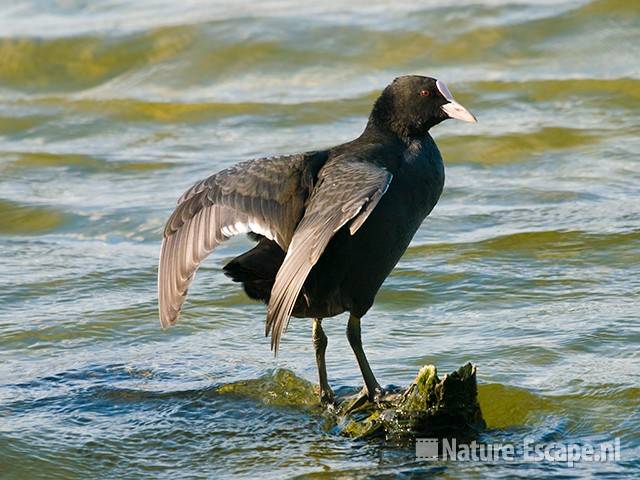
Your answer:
(158, 75), (476, 403)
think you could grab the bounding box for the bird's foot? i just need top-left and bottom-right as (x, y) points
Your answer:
(370, 386), (387, 404)
(319, 386), (336, 409)
(341, 385), (386, 414)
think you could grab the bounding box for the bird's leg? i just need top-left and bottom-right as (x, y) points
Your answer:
(312, 318), (334, 406)
(346, 314), (384, 403)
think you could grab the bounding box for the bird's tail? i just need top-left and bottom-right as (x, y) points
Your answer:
(223, 237), (285, 303)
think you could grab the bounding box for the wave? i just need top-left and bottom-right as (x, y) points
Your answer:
(439, 127), (601, 165)
(406, 229), (640, 259)
(5, 151), (172, 173)
(0, 0), (637, 98)
(0, 199), (71, 234)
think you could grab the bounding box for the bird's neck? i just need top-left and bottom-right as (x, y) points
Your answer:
(360, 118), (433, 152)
(360, 115), (412, 146)
(363, 112), (434, 146)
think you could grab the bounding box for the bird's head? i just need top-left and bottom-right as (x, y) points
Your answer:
(368, 75), (477, 140)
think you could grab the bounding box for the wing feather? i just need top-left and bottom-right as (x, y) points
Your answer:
(265, 158), (393, 352)
(158, 153), (324, 328)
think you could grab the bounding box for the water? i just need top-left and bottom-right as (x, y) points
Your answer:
(0, 0), (639, 478)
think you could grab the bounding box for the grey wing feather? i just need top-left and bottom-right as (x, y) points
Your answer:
(158, 153), (321, 328)
(265, 158), (393, 352)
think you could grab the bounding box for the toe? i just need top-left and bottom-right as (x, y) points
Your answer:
(371, 386), (387, 404)
(320, 389), (335, 406)
(341, 387), (369, 414)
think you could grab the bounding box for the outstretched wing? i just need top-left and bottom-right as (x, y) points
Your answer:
(265, 158), (393, 352)
(158, 152), (325, 328)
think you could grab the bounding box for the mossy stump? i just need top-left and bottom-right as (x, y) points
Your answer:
(335, 363), (485, 440)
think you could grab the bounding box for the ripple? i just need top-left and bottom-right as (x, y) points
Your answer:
(478, 383), (553, 429)
(0, 0), (639, 478)
(0, 26), (193, 93)
(473, 78), (640, 111)
(4, 151), (172, 174)
(406, 229), (640, 262)
(22, 95), (373, 125)
(440, 127), (601, 165)
(0, 199), (71, 234)
(216, 368), (320, 410)
(0, 114), (53, 136)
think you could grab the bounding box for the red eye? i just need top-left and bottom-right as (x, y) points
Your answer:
(420, 89), (430, 97)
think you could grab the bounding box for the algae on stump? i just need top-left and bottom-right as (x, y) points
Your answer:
(215, 363), (485, 442)
(338, 363), (485, 440)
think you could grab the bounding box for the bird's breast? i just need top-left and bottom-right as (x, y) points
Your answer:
(396, 138), (445, 215)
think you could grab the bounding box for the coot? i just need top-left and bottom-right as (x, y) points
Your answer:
(158, 75), (476, 404)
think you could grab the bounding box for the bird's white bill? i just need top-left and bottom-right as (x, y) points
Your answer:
(441, 100), (477, 123)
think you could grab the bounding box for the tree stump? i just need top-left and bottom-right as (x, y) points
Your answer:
(335, 363), (485, 441)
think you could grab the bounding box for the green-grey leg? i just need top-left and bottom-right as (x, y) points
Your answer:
(312, 318), (334, 405)
(346, 314), (383, 402)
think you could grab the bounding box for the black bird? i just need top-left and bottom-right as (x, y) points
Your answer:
(158, 75), (476, 405)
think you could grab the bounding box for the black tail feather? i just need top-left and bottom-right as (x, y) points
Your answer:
(223, 238), (285, 303)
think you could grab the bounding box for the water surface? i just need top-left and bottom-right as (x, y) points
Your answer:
(0, 0), (639, 478)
